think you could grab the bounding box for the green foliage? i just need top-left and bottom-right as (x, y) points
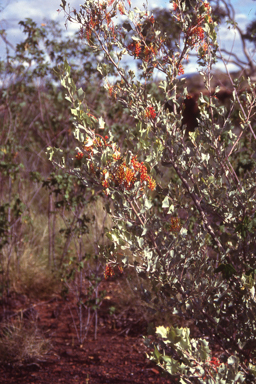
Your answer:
(146, 325), (246, 383)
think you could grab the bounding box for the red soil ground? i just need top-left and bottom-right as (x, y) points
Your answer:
(0, 280), (173, 384)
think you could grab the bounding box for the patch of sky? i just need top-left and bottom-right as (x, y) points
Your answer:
(0, 0), (255, 76)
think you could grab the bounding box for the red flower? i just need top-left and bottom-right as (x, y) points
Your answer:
(135, 42), (141, 57)
(207, 357), (221, 372)
(104, 264), (115, 279)
(118, 3), (125, 15)
(75, 152), (84, 160)
(127, 42), (142, 57)
(102, 180), (109, 188)
(170, 217), (181, 232)
(178, 64), (184, 76)
(149, 15), (155, 24)
(145, 106), (156, 119)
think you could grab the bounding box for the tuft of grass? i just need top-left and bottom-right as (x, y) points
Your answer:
(14, 249), (60, 299)
(0, 319), (51, 366)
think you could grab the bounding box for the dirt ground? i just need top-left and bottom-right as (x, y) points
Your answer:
(0, 280), (174, 384)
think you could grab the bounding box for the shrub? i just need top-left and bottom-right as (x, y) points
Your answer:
(0, 319), (51, 366)
(48, 0), (256, 382)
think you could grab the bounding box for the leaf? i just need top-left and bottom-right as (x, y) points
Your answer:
(98, 117), (105, 130)
(65, 95), (72, 103)
(63, 59), (70, 74)
(156, 325), (169, 339)
(128, 10), (134, 21)
(168, 204), (175, 214)
(71, 108), (78, 116)
(74, 127), (85, 142)
(198, 339), (210, 361)
(153, 345), (161, 360)
(227, 355), (237, 365)
(201, 153), (210, 163)
(46, 147), (55, 162)
(77, 87), (84, 100)
(162, 356), (179, 374)
(177, 328), (191, 351)
(162, 196), (170, 208)
(144, 197), (153, 210)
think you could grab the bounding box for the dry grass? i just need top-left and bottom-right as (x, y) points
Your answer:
(0, 319), (51, 366)
(15, 249), (60, 299)
(0, 173), (113, 298)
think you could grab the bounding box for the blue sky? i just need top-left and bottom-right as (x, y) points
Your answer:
(0, 0), (255, 74)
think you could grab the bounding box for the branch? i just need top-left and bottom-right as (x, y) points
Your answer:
(162, 152), (226, 256)
(219, 49), (256, 141)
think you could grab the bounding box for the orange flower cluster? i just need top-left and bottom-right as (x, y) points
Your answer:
(86, 16), (98, 41)
(149, 15), (155, 24)
(143, 44), (157, 62)
(194, 26), (204, 40)
(106, 82), (117, 99)
(75, 152), (84, 160)
(187, 23), (204, 46)
(202, 42), (208, 51)
(127, 39), (158, 61)
(203, 2), (212, 22)
(173, 1), (178, 11)
(105, 12), (111, 26)
(108, 85), (114, 97)
(116, 163), (136, 189)
(131, 156), (156, 190)
(145, 106), (156, 119)
(126, 11), (160, 62)
(112, 149), (121, 161)
(171, 1), (212, 53)
(81, 136), (156, 193)
(127, 42), (142, 57)
(207, 357), (221, 373)
(104, 264), (123, 279)
(170, 217), (181, 232)
(101, 156), (156, 192)
(178, 64), (184, 76)
(102, 180), (109, 188)
(172, 0), (181, 21)
(134, 42), (141, 57)
(104, 264), (115, 279)
(187, 2), (212, 52)
(118, 3), (125, 15)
